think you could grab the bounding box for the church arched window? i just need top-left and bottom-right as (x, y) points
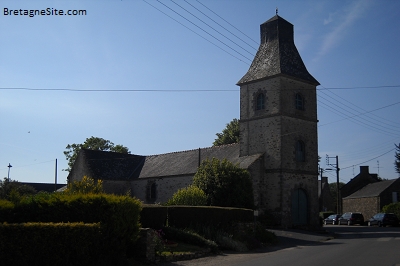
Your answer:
(295, 140), (305, 162)
(256, 93), (265, 110)
(295, 93), (304, 110)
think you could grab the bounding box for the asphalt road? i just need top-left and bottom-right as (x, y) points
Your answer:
(162, 225), (400, 266)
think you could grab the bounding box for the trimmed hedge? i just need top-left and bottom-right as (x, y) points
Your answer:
(0, 193), (142, 264)
(140, 204), (168, 229)
(1, 193), (142, 242)
(0, 222), (104, 266)
(167, 206), (253, 229)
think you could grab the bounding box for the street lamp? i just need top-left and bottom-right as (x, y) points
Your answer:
(7, 163), (12, 181)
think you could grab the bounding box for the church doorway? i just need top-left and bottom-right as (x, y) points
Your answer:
(291, 188), (308, 225)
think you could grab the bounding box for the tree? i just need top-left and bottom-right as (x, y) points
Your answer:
(63, 176), (103, 194)
(193, 158), (254, 209)
(0, 178), (36, 202)
(213, 118), (240, 146)
(395, 143), (400, 175)
(63, 136), (130, 172)
(166, 185), (207, 206)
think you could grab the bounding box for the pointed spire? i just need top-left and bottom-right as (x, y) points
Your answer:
(237, 15), (319, 86)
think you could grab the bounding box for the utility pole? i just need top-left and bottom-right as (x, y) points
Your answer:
(7, 163), (12, 182)
(326, 155), (340, 214)
(55, 159), (58, 192)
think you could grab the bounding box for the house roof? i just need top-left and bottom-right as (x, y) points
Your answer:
(72, 143), (263, 181)
(343, 179), (399, 199)
(20, 182), (66, 192)
(237, 15), (319, 86)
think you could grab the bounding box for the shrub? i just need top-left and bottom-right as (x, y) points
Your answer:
(193, 158), (254, 209)
(162, 226), (218, 253)
(0, 222), (105, 266)
(63, 176), (103, 194)
(382, 202), (400, 218)
(166, 185), (207, 206)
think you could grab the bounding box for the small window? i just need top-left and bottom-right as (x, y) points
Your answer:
(256, 93), (265, 110)
(150, 183), (157, 200)
(296, 140), (305, 162)
(295, 93), (304, 110)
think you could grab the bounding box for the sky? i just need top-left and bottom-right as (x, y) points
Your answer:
(1, 0), (399, 186)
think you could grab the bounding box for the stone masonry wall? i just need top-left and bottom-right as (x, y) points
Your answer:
(342, 197), (379, 222)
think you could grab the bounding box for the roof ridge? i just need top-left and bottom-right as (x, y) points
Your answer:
(147, 143), (239, 157)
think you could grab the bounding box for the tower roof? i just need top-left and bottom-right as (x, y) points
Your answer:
(237, 15), (319, 86)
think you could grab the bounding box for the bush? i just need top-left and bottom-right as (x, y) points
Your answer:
(382, 202), (400, 218)
(193, 158), (254, 209)
(140, 204), (168, 229)
(162, 226), (218, 253)
(63, 176), (103, 194)
(166, 185), (207, 206)
(0, 222), (105, 266)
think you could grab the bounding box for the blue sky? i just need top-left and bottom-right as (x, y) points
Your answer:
(1, 0), (399, 186)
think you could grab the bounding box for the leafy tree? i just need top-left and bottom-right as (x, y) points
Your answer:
(395, 143), (400, 175)
(63, 136), (130, 172)
(63, 176), (103, 194)
(382, 202), (400, 219)
(166, 185), (207, 206)
(193, 158), (254, 209)
(0, 178), (36, 202)
(329, 182), (345, 213)
(213, 118), (240, 146)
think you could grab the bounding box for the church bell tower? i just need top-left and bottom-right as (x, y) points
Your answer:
(237, 14), (320, 228)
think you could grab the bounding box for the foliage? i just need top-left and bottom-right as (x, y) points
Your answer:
(166, 185), (207, 206)
(395, 143), (400, 174)
(193, 158), (254, 209)
(63, 176), (103, 194)
(232, 223), (278, 250)
(213, 118), (240, 146)
(63, 136), (130, 172)
(0, 222), (105, 266)
(382, 202), (400, 219)
(329, 182), (346, 212)
(162, 226), (218, 253)
(0, 178), (36, 202)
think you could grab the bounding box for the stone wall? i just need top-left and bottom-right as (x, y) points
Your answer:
(129, 175), (193, 204)
(342, 197), (379, 221)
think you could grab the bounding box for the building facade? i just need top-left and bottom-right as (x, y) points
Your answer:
(68, 14), (320, 228)
(237, 15), (320, 227)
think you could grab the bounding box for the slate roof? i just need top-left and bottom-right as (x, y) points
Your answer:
(20, 182), (66, 192)
(344, 179), (399, 199)
(73, 143), (263, 181)
(237, 15), (319, 86)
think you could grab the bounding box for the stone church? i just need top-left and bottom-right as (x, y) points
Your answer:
(68, 14), (320, 228)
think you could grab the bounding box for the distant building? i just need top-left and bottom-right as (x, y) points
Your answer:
(343, 178), (400, 220)
(68, 14), (320, 228)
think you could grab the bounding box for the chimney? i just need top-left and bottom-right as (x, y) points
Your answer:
(360, 166), (369, 174)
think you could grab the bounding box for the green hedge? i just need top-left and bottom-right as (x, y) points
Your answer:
(0, 222), (105, 266)
(140, 204), (168, 229)
(167, 206), (253, 229)
(1, 193), (141, 242)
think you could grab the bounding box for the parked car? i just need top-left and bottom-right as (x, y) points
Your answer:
(323, 214), (341, 225)
(367, 213), (399, 227)
(338, 212), (364, 225)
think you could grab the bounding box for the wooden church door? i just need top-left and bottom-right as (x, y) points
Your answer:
(291, 188), (308, 225)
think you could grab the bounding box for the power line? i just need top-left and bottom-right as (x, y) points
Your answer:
(183, 0), (258, 51)
(142, 0), (251, 65)
(152, 0), (253, 63)
(194, 0), (259, 46)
